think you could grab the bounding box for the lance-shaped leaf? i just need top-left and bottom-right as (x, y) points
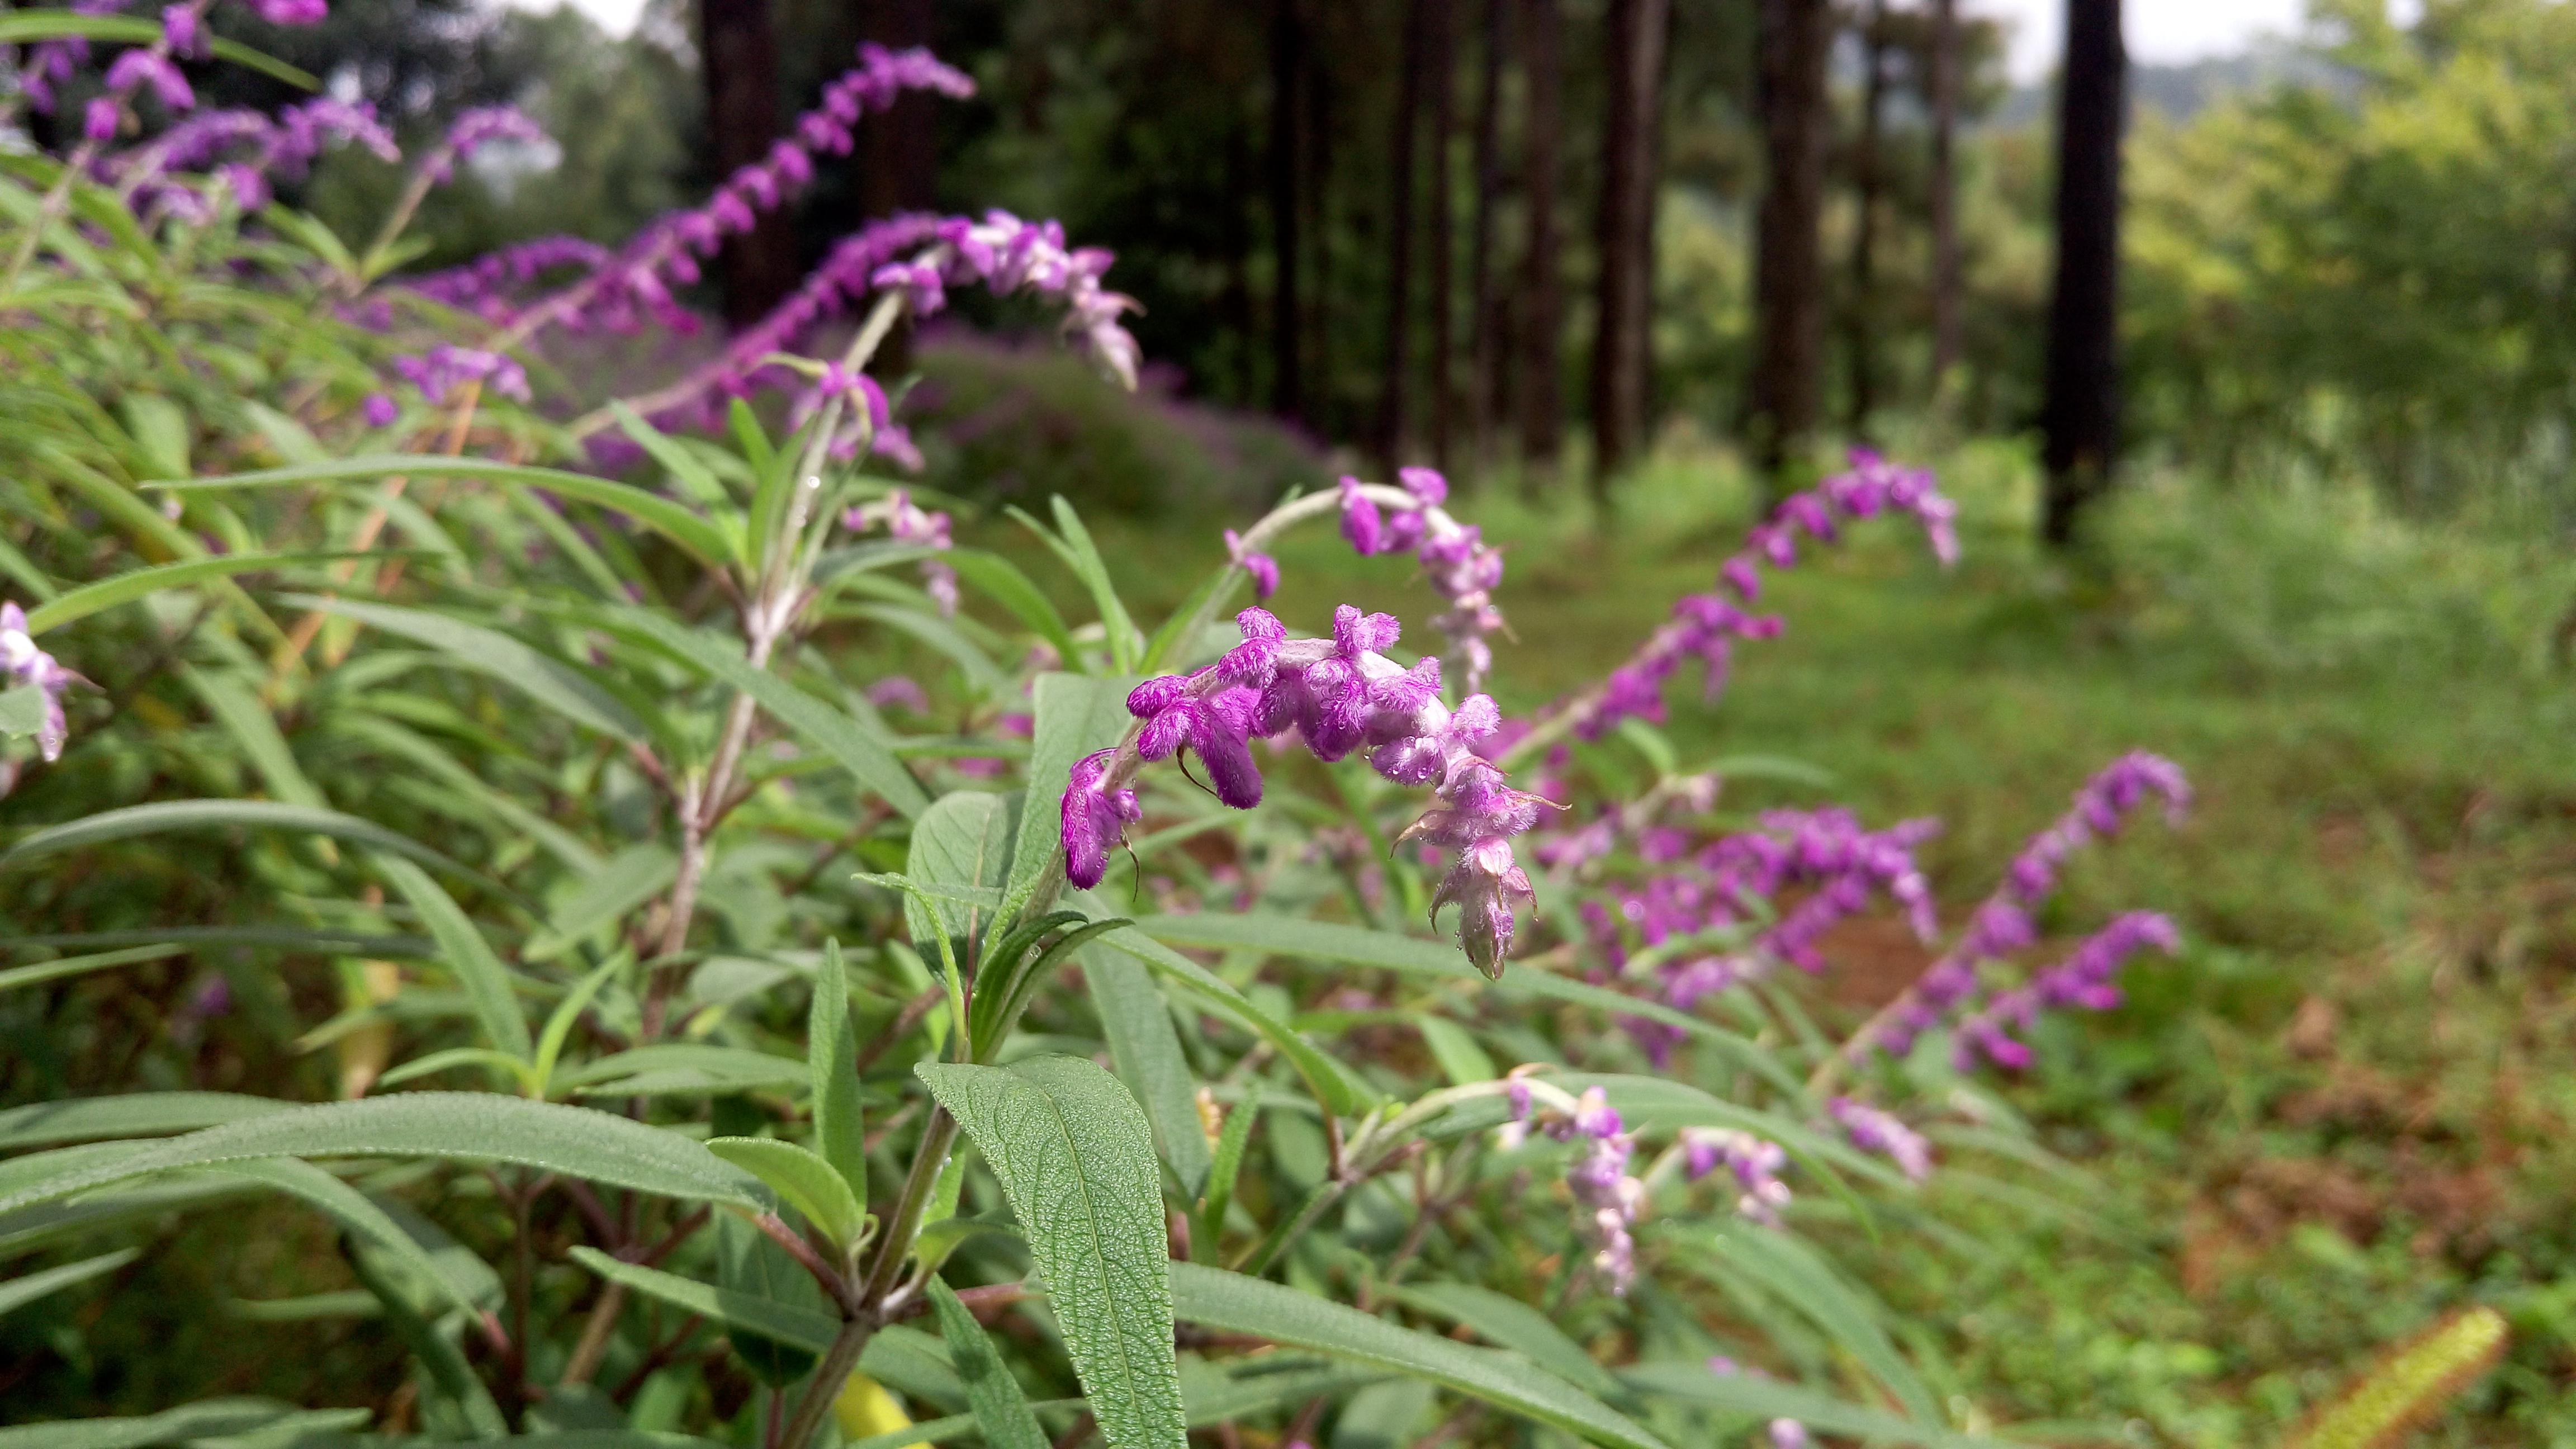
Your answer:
(154, 456), (735, 566)
(0, 1248), (137, 1319)
(0, 1402), (356, 1449)
(0, 1095), (765, 1219)
(0, 944), (188, 997)
(19, 552), (386, 636)
(0, 12), (316, 85)
(0, 1092), (292, 1152)
(1620, 1361), (2008, 1448)
(705, 1139), (869, 1254)
(617, 609), (928, 817)
(1390, 1284), (1623, 1398)
(291, 598), (648, 744)
(0, 800), (494, 896)
(906, 792), (1018, 951)
(376, 856), (533, 1060)
(927, 1277), (1049, 1449)
(811, 940), (866, 1200)
(1166, 1263), (1672, 1449)
(916, 1057), (1186, 1449)
(1084, 949), (1211, 1199)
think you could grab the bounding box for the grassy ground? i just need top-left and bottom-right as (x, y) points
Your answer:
(1085, 437), (2576, 1446)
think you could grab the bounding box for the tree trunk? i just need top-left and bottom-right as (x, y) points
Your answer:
(1270, 0), (1305, 423)
(1516, 0), (1565, 476)
(1929, 0), (1964, 384)
(1305, 49), (1334, 437)
(1746, 0), (1832, 485)
(1224, 121), (1256, 404)
(699, 0), (798, 324)
(859, 0), (936, 218)
(1466, 0), (1512, 476)
(1426, 0), (1459, 470)
(1381, 0), (1432, 468)
(2040, 0), (2124, 544)
(1844, 0), (1887, 438)
(1590, 0), (1671, 495)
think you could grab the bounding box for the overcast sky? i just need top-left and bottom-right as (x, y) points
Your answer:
(517, 0), (2319, 83)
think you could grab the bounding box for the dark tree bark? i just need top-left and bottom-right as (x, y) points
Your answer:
(1381, 0), (1433, 467)
(699, 0), (798, 324)
(1929, 0), (1964, 383)
(1466, 0), (1512, 474)
(2040, 0), (2125, 543)
(1844, 0), (1888, 437)
(1269, 0), (1306, 422)
(1426, 0), (1459, 470)
(1590, 0), (1671, 494)
(1746, 0), (1832, 484)
(1305, 48), (1335, 436)
(1224, 121), (1256, 404)
(1516, 0), (1566, 475)
(858, 0), (936, 219)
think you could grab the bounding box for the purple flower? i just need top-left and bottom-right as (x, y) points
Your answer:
(431, 105), (547, 181)
(2, 603), (78, 762)
(1769, 1420), (1811, 1449)
(1223, 528), (1278, 601)
(161, 4), (202, 55)
(1828, 1097), (1931, 1182)
(865, 676), (930, 713)
(107, 49), (193, 111)
(1062, 749), (1142, 889)
(361, 392), (397, 427)
(240, 0), (328, 22)
(84, 98), (122, 141)
(1680, 1126), (1793, 1224)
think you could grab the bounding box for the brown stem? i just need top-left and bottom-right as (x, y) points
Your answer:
(853, 986), (945, 1076)
(558, 1282), (626, 1387)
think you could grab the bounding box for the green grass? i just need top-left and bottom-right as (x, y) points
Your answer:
(1077, 438), (2576, 1446)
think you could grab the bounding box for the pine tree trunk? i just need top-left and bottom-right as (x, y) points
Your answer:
(1844, 0), (1887, 438)
(1466, 0), (1512, 476)
(1746, 0), (1832, 484)
(1516, 0), (1566, 476)
(859, 0), (936, 218)
(1590, 0), (1670, 495)
(1306, 50), (1334, 436)
(1270, 0), (1305, 423)
(699, 0), (798, 324)
(1224, 122), (1256, 404)
(2041, 0), (2124, 544)
(1426, 0), (1459, 470)
(1381, 0), (1432, 468)
(1929, 0), (1964, 384)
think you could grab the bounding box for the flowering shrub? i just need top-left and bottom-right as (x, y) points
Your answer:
(0, 17), (2190, 1449)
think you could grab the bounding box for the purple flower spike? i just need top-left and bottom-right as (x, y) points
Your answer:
(107, 49), (192, 110)
(1223, 529), (1278, 601)
(1062, 749), (1142, 889)
(84, 98), (122, 141)
(162, 4), (203, 54)
(242, 0), (329, 22)
(2, 603), (78, 763)
(1338, 476), (1385, 555)
(361, 393), (398, 427)
(1829, 1098), (1931, 1182)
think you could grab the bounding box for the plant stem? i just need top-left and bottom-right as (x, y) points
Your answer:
(859, 1109), (959, 1306)
(774, 1315), (874, 1449)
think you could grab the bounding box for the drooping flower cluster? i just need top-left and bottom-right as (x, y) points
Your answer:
(1951, 910), (2181, 1070)
(1827, 1096), (1932, 1182)
(1, 603), (78, 763)
(1555, 448), (1958, 742)
(408, 236), (616, 320)
(843, 489), (956, 617)
(1498, 1084), (1642, 1295)
(1871, 750), (2190, 1059)
(423, 105), (547, 182)
(1338, 468), (1508, 690)
(21, 0), (329, 149)
(1680, 1126), (1794, 1225)
(874, 210), (1143, 390)
(391, 345), (530, 406)
(111, 97), (396, 215)
(1061, 605), (1546, 976)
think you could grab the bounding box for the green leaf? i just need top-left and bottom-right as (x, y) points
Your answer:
(945, 549), (1083, 665)
(1620, 1361), (2006, 1448)
(1089, 921), (1374, 1117)
(1002, 673), (1135, 922)
(555, 1043), (810, 1097)
(928, 1276), (1049, 1449)
(613, 403), (735, 509)
(907, 792), (1019, 951)
(0, 1401), (325, 1449)
(617, 609), (929, 817)
(291, 598), (647, 743)
(346, 1227), (509, 1437)
(853, 604), (1007, 696)
(568, 1245), (836, 1355)
(532, 955), (628, 1095)
(376, 855), (533, 1060)
(527, 845), (678, 960)
(916, 1056), (1186, 1449)
(1084, 949), (1211, 1198)
(183, 667), (322, 808)
(159, 456), (734, 567)
(1688, 1227), (1941, 1425)
(1418, 1017), (1497, 1085)
(1389, 1283), (1622, 1398)
(1134, 914), (1798, 1096)
(1177, 1354), (1392, 1426)
(0, 1095), (765, 1219)
(705, 1138), (869, 1254)
(1166, 1263), (1671, 1449)
(714, 1208), (827, 1385)
(211, 1157), (494, 1324)
(0, 1092), (291, 1151)
(0, 13), (317, 87)
(20, 552), (387, 635)
(0, 1248), (137, 1318)
(811, 940), (866, 1201)
(0, 686), (46, 741)
(0, 800), (496, 897)
(1138, 558), (1243, 674)
(1195, 1093), (1258, 1262)
(1046, 498), (1143, 669)
(0, 944), (188, 997)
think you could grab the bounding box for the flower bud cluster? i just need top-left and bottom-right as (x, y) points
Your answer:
(1680, 1126), (1794, 1225)
(1499, 1085), (1641, 1295)
(392, 344), (530, 406)
(872, 211), (1143, 390)
(424, 105), (547, 183)
(1556, 449), (1957, 742)
(409, 236), (615, 320)
(1951, 910), (2180, 1070)
(113, 98), (396, 216)
(842, 489), (956, 617)
(1826, 1096), (1931, 1181)
(1337, 468), (1507, 690)
(1060, 605), (1546, 976)
(2, 603), (78, 764)
(1874, 751), (2189, 1058)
